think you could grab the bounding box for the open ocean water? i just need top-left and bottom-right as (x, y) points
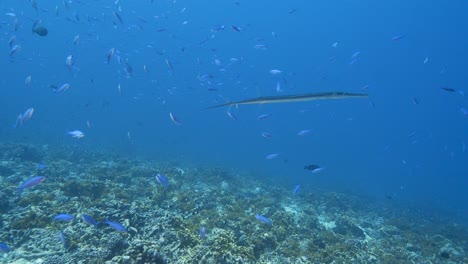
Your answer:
(0, 0), (467, 263)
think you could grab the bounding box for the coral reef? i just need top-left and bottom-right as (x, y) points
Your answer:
(0, 142), (466, 263)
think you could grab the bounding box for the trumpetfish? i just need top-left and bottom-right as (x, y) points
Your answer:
(204, 91), (368, 109)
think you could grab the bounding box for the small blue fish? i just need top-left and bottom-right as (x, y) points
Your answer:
(9, 44), (21, 57)
(255, 214), (272, 225)
(20, 108), (34, 124)
(57, 231), (67, 248)
(351, 51), (361, 59)
(12, 114), (22, 128)
(391, 35), (405, 41)
(460, 107), (468, 116)
(67, 130), (85, 138)
(293, 185), (300, 195)
(169, 112), (182, 126)
(261, 132), (272, 138)
(54, 83), (70, 93)
(54, 214), (74, 222)
(104, 219), (127, 233)
(200, 226), (206, 241)
(297, 130), (311, 136)
(257, 113), (271, 120)
(18, 176), (45, 195)
(265, 153), (279, 160)
(155, 173), (169, 188)
(226, 111), (238, 120)
(37, 163), (47, 170)
(231, 25), (241, 32)
(82, 214), (99, 230)
(0, 243), (10, 253)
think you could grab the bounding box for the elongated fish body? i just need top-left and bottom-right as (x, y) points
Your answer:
(18, 176), (45, 195)
(204, 91), (368, 109)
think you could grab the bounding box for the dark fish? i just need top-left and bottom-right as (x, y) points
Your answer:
(106, 48), (115, 64)
(113, 11), (123, 24)
(204, 92), (368, 109)
(441, 87), (456, 92)
(391, 35), (405, 41)
(31, 0), (38, 11)
(32, 26), (48, 36)
(231, 25), (241, 32)
(9, 35), (16, 48)
(304, 164), (323, 173)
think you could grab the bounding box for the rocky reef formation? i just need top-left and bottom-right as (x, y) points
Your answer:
(0, 142), (466, 263)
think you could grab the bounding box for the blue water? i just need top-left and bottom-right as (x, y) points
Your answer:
(1, 0), (467, 217)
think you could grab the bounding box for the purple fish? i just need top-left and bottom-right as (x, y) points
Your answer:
(293, 184), (300, 195)
(200, 226), (206, 241)
(37, 163), (47, 170)
(255, 214), (272, 225)
(104, 219), (127, 233)
(0, 243), (10, 253)
(54, 214), (74, 222)
(18, 176), (45, 194)
(82, 214), (99, 230)
(155, 173), (169, 188)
